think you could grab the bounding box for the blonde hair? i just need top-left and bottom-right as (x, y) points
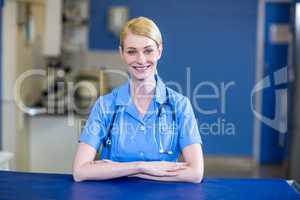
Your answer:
(119, 17), (162, 49)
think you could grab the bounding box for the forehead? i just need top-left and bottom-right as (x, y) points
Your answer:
(123, 32), (156, 49)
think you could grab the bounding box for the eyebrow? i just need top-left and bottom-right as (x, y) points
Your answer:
(125, 45), (155, 50)
(143, 45), (154, 49)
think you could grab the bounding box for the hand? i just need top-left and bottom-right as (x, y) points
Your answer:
(90, 159), (114, 165)
(139, 161), (188, 177)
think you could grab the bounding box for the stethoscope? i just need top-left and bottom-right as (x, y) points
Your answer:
(157, 92), (176, 155)
(103, 88), (176, 156)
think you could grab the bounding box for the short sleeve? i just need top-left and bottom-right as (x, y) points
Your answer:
(79, 98), (108, 150)
(178, 97), (202, 150)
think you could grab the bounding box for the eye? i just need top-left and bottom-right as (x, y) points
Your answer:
(126, 50), (137, 55)
(144, 48), (154, 54)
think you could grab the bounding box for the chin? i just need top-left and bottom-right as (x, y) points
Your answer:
(132, 75), (148, 82)
(136, 73), (155, 81)
(130, 72), (155, 82)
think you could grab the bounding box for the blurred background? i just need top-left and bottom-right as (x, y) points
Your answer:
(0, 0), (299, 183)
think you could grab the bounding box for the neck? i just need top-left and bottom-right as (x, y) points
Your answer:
(130, 76), (156, 98)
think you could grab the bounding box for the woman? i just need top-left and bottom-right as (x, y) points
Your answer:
(73, 17), (204, 183)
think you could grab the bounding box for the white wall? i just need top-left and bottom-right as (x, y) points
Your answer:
(1, 0), (18, 170)
(1, 0), (45, 171)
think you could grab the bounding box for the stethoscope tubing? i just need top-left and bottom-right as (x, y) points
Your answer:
(157, 101), (176, 155)
(104, 89), (176, 155)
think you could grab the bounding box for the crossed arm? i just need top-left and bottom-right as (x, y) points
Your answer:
(72, 143), (204, 183)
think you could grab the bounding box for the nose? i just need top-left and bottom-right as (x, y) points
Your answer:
(136, 52), (146, 64)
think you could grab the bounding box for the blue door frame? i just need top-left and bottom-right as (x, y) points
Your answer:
(255, 1), (291, 164)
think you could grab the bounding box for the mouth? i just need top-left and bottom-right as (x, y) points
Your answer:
(132, 65), (151, 72)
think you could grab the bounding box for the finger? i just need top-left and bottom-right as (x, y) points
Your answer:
(150, 171), (175, 177)
(91, 159), (112, 164)
(176, 162), (188, 166)
(166, 166), (188, 172)
(102, 159), (113, 163)
(171, 163), (188, 170)
(164, 162), (187, 169)
(90, 160), (100, 164)
(160, 171), (178, 177)
(174, 163), (189, 170)
(177, 164), (189, 170)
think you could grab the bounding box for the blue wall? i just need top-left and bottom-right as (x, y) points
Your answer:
(89, 0), (258, 156)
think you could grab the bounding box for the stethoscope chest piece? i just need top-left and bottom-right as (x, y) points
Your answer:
(159, 148), (173, 155)
(106, 138), (112, 147)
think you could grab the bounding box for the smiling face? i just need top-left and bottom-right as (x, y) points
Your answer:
(120, 32), (162, 82)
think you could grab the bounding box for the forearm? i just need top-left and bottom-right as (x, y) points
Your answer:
(133, 166), (203, 183)
(73, 160), (142, 182)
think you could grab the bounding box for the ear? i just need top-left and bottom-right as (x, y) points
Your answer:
(119, 46), (124, 60)
(157, 44), (163, 60)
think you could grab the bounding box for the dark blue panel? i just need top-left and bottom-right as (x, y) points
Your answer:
(89, 0), (258, 155)
(259, 3), (291, 163)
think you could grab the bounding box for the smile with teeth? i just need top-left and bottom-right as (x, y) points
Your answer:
(132, 65), (151, 71)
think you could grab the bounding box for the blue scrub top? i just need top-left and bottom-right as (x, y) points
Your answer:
(79, 76), (202, 162)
